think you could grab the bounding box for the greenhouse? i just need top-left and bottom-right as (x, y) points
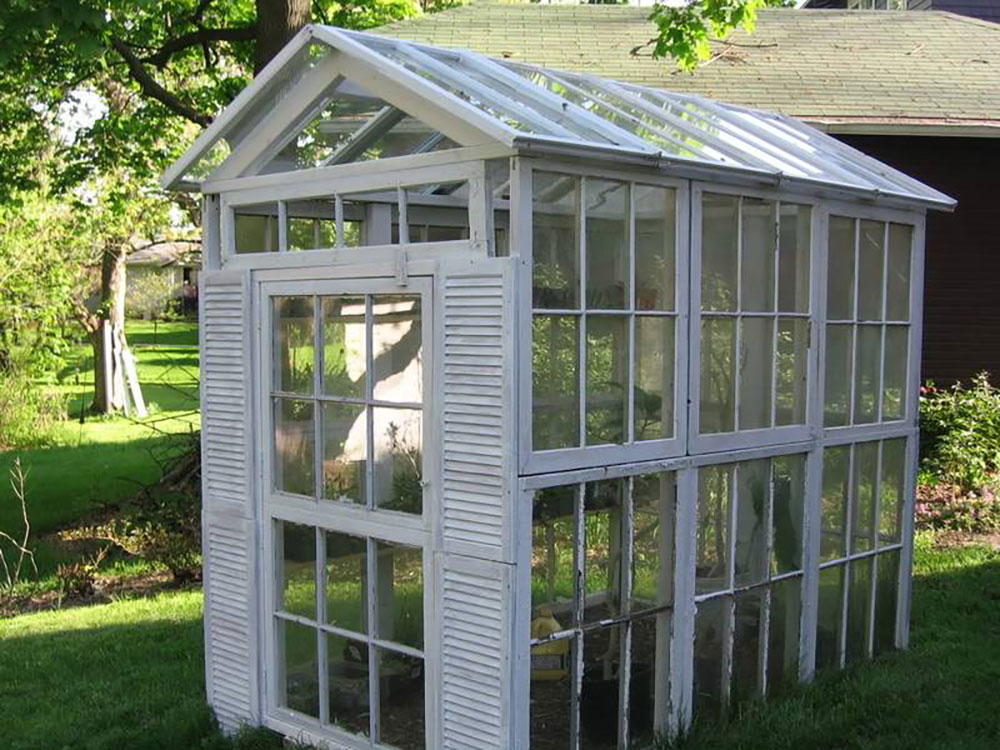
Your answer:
(162, 24), (955, 750)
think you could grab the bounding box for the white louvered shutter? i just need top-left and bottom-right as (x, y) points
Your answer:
(199, 269), (259, 732)
(435, 259), (518, 749)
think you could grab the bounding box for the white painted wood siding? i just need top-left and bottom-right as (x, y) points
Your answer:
(200, 270), (259, 732)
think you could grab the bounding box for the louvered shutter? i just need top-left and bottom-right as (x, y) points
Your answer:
(199, 269), (259, 732)
(435, 259), (518, 749)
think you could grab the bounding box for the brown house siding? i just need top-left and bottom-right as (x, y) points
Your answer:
(837, 135), (1000, 385)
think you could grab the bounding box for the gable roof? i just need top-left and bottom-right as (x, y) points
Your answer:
(376, 5), (1000, 136)
(161, 24), (954, 209)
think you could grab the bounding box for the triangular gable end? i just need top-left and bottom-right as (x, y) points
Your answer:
(161, 25), (515, 191)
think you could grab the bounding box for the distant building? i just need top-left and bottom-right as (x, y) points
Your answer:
(803, 0), (1000, 24)
(126, 240), (201, 318)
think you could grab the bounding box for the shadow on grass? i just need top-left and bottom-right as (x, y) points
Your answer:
(664, 549), (1000, 750)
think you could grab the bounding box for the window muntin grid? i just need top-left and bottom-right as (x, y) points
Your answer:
(272, 294), (423, 515)
(529, 473), (675, 749)
(815, 438), (905, 671)
(531, 171), (679, 454)
(824, 217), (913, 428)
(699, 193), (812, 436)
(693, 455), (807, 714)
(274, 520), (426, 747)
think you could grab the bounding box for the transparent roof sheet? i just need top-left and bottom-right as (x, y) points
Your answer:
(163, 25), (954, 209)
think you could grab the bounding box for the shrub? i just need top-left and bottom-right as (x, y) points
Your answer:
(919, 372), (1000, 492)
(0, 368), (64, 451)
(915, 481), (1000, 535)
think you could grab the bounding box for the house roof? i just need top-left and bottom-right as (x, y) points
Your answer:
(128, 240), (201, 268)
(162, 24), (954, 209)
(376, 5), (1000, 136)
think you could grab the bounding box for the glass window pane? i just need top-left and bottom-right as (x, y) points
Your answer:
(697, 465), (732, 595)
(326, 531), (366, 633)
(326, 634), (369, 736)
(275, 296), (315, 394)
(635, 316), (675, 441)
(693, 596), (726, 719)
(883, 326), (908, 421)
(322, 296), (366, 399)
(235, 204), (279, 254)
(628, 614), (667, 746)
(778, 203), (811, 314)
(634, 184), (676, 311)
(854, 324), (882, 424)
(735, 459), (770, 588)
(375, 541), (423, 650)
(880, 438), (906, 546)
(767, 576), (801, 694)
(852, 442), (879, 554)
(282, 620), (319, 717)
(824, 324), (853, 427)
(586, 315), (628, 445)
(280, 522), (317, 619)
(532, 485), (577, 619)
(533, 314), (580, 450)
(821, 447), (850, 562)
(322, 402), (366, 504)
(275, 398), (315, 497)
(827, 216), (855, 321)
(738, 317), (774, 431)
(857, 220), (885, 321)
(372, 407), (422, 514)
(772, 455), (805, 574)
(732, 589), (764, 704)
(288, 216), (336, 251)
(583, 479), (625, 624)
(530, 638), (574, 748)
(580, 625), (623, 749)
(372, 295), (422, 404)
(701, 193), (739, 312)
(740, 198), (776, 313)
(533, 171), (580, 309)
(886, 224), (912, 322)
(873, 551), (900, 657)
(845, 558), (873, 664)
(631, 473), (674, 613)
(585, 178), (628, 310)
(377, 649), (425, 750)
(700, 316), (736, 434)
(815, 564), (845, 671)
(775, 317), (808, 426)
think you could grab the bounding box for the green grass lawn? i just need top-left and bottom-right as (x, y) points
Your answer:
(1, 536), (997, 750)
(0, 320), (200, 576)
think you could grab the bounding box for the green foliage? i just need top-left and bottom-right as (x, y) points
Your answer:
(915, 482), (1000, 535)
(649, 0), (791, 72)
(0, 368), (65, 451)
(126, 268), (181, 320)
(919, 373), (1000, 492)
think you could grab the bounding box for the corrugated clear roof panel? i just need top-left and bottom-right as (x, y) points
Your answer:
(164, 26), (953, 207)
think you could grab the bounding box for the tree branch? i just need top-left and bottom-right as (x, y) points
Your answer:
(110, 37), (213, 126)
(141, 25), (257, 68)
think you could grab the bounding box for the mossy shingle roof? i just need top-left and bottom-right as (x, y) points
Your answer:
(377, 5), (1000, 132)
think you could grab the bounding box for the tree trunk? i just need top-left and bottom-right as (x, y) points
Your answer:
(255, 0), (311, 73)
(91, 244), (130, 414)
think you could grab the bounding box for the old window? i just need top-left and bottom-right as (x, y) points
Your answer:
(816, 438), (906, 670)
(698, 193), (811, 440)
(275, 521), (426, 747)
(824, 218), (913, 427)
(272, 293), (424, 514)
(530, 473), (675, 748)
(531, 171), (680, 456)
(693, 454), (806, 716)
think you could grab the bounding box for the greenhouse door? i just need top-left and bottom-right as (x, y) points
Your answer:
(257, 274), (435, 750)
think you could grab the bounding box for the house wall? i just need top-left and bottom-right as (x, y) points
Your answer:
(803, 0), (1000, 20)
(835, 135), (1000, 385)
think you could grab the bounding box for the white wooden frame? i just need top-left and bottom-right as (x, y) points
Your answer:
(515, 157), (691, 476)
(687, 181), (821, 455)
(256, 273), (442, 750)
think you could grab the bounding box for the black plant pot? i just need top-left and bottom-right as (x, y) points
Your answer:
(580, 663), (653, 745)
